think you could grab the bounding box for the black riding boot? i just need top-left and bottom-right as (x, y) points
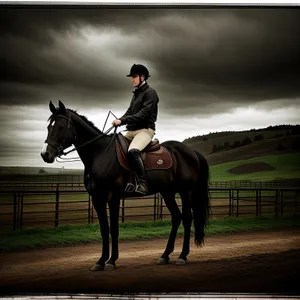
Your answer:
(127, 148), (148, 196)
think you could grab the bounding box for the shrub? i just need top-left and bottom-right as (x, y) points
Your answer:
(254, 135), (264, 142)
(242, 137), (252, 146)
(231, 140), (241, 148)
(277, 142), (285, 151)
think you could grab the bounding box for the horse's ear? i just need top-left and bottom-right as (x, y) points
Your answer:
(49, 101), (56, 114)
(58, 100), (66, 113)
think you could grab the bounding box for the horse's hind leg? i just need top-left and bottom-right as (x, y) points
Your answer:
(176, 191), (193, 265)
(157, 191), (182, 265)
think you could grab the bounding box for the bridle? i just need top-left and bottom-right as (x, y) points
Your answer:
(45, 110), (117, 161)
(45, 111), (77, 158)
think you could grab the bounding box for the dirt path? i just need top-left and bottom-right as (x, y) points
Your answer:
(1, 228), (300, 294)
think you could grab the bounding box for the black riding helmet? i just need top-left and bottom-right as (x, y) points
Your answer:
(126, 64), (151, 80)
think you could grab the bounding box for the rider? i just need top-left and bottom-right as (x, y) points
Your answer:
(112, 64), (159, 195)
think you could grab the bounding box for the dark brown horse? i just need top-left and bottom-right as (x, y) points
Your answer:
(41, 100), (211, 270)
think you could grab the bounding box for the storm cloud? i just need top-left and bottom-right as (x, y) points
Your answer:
(1, 6), (300, 167)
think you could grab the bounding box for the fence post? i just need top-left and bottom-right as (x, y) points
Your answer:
(153, 194), (157, 221)
(55, 186), (59, 227)
(17, 191), (21, 229)
(91, 196), (94, 224)
(294, 190), (298, 216)
(88, 194), (91, 224)
(122, 198), (125, 223)
(236, 190), (239, 217)
(256, 189), (259, 216)
(20, 192), (24, 230)
(160, 194), (163, 220)
(229, 189), (232, 217)
(275, 189), (279, 217)
(13, 192), (17, 230)
(259, 189), (262, 216)
(281, 189), (284, 217)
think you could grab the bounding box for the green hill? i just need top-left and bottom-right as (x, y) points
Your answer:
(183, 124), (300, 181)
(206, 135), (300, 166)
(210, 153), (300, 181)
(183, 124), (300, 165)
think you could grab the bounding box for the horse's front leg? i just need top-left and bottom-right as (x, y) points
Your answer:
(105, 197), (121, 270)
(90, 196), (110, 271)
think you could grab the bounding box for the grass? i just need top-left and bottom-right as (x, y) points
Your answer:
(1, 216), (299, 252)
(210, 153), (300, 181)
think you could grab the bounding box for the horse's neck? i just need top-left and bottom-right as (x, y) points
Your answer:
(71, 113), (112, 166)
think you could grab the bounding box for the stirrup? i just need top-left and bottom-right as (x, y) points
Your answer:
(135, 182), (148, 196)
(134, 188), (147, 196)
(125, 182), (136, 193)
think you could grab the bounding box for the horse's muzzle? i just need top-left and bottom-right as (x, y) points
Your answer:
(40, 151), (55, 163)
(41, 143), (56, 163)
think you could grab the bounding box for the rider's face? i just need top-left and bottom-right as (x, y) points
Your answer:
(131, 74), (145, 87)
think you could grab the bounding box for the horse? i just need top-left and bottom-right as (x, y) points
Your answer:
(41, 100), (211, 271)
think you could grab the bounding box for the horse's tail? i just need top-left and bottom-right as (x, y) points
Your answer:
(192, 150), (211, 247)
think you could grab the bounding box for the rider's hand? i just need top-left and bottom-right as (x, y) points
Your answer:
(112, 119), (122, 127)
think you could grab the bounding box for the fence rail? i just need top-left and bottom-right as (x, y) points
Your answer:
(0, 183), (299, 231)
(1, 178), (300, 189)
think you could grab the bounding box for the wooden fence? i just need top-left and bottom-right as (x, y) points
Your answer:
(0, 183), (299, 231)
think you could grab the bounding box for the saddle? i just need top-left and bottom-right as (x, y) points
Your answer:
(115, 133), (173, 172)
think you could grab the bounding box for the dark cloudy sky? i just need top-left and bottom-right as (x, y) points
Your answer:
(1, 6), (300, 169)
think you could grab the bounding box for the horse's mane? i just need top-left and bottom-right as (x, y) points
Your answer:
(48, 108), (104, 135)
(68, 109), (103, 135)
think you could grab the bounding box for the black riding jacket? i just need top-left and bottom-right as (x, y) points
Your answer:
(119, 83), (159, 131)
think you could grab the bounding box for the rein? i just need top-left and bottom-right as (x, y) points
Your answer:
(60, 125), (116, 157)
(53, 110), (120, 164)
(56, 125), (117, 163)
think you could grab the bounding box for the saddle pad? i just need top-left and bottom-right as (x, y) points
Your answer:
(143, 146), (173, 170)
(115, 139), (173, 171)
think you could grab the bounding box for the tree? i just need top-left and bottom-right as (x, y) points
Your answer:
(242, 137), (252, 146)
(212, 144), (218, 153)
(254, 135), (264, 142)
(293, 139), (300, 150)
(231, 140), (241, 148)
(216, 144), (224, 151)
(291, 126), (300, 135)
(277, 142), (285, 151)
(223, 142), (230, 149)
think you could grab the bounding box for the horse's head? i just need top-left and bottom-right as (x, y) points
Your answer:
(41, 100), (75, 163)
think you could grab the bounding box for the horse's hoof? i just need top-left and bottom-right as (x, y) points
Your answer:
(90, 263), (104, 271)
(157, 257), (169, 265)
(104, 263), (116, 271)
(175, 258), (189, 265)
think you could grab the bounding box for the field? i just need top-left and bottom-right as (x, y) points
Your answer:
(210, 153), (300, 181)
